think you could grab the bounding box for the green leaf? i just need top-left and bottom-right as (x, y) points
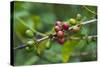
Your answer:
(62, 40), (79, 63)
(24, 56), (39, 65)
(75, 39), (87, 51)
(14, 18), (29, 43)
(80, 26), (89, 35)
(37, 39), (50, 55)
(45, 39), (51, 49)
(32, 15), (43, 30)
(14, 17), (45, 44)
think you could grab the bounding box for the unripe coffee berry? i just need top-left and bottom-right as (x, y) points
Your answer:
(54, 26), (61, 32)
(25, 29), (34, 38)
(69, 18), (77, 25)
(26, 40), (34, 47)
(25, 46), (30, 51)
(76, 14), (82, 21)
(57, 38), (65, 44)
(62, 22), (69, 30)
(57, 31), (64, 38)
(25, 46), (33, 52)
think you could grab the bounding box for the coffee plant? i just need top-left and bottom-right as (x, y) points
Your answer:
(13, 2), (97, 65)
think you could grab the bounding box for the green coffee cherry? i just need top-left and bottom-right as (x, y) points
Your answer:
(26, 40), (34, 47)
(25, 46), (30, 51)
(69, 18), (77, 25)
(76, 14), (82, 21)
(25, 40), (34, 52)
(25, 46), (33, 52)
(25, 29), (34, 38)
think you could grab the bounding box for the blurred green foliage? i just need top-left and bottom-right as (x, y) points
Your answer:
(12, 1), (97, 66)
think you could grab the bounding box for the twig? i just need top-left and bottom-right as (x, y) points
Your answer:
(28, 19), (97, 43)
(14, 19), (97, 50)
(37, 36), (49, 42)
(71, 51), (96, 57)
(69, 19), (97, 30)
(81, 19), (97, 25)
(69, 35), (97, 40)
(14, 44), (26, 50)
(82, 6), (97, 15)
(14, 35), (97, 50)
(83, 35), (97, 39)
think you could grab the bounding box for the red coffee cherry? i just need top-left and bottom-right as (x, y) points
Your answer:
(57, 31), (64, 38)
(55, 21), (62, 27)
(57, 38), (65, 44)
(62, 22), (69, 30)
(54, 26), (61, 32)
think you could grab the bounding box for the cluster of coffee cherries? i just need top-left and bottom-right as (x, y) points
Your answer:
(54, 21), (69, 44)
(25, 29), (35, 51)
(54, 18), (82, 45)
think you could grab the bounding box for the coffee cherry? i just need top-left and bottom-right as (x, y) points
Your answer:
(25, 46), (33, 52)
(26, 40), (34, 47)
(76, 14), (82, 21)
(55, 21), (62, 25)
(54, 26), (61, 32)
(62, 22), (69, 30)
(57, 31), (64, 38)
(25, 29), (34, 38)
(25, 46), (30, 51)
(69, 18), (77, 25)
(57, 38), (65, 44)
(55, 21), (62, 27)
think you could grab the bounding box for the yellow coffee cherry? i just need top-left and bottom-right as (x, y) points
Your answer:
(69, 18), (77, 25)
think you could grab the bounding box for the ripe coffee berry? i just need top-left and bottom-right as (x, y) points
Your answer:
(54, 26), (61, 32)
(57, 38), (65, 44)
(54, 21), (66, 45)
(57, 31), (64, 38)
(55, 21), (62, 27)
(62, 22), (69, 30)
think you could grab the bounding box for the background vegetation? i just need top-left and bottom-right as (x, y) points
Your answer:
(12, 1), (97, 66)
